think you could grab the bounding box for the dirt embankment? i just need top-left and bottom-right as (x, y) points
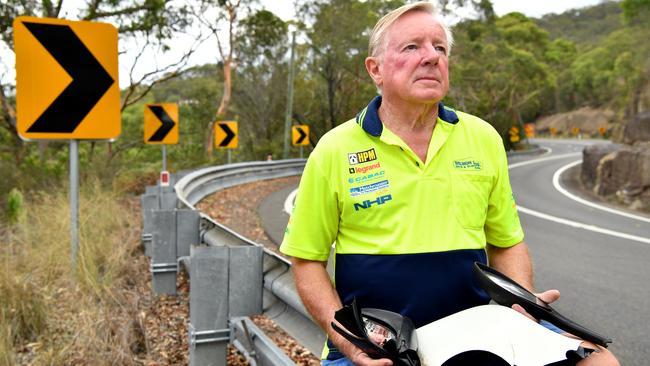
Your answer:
(535, 107), (617, 137)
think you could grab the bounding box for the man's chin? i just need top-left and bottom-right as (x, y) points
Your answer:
(407, 92), (445, 105)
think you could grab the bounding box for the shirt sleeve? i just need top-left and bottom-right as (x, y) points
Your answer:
(280, 151), (340, 261)
(484, 138), (525, 247)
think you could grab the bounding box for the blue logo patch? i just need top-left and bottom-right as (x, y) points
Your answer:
(349, 180), (389, 197)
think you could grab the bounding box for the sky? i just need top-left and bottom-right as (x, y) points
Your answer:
(1, 0), (606, 87)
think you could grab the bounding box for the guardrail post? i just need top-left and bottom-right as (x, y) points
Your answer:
(151, 210), (178, 295)
(176, 209), (200, 258)
(160, 192), (178, 210)
(141, 193), (159, 257)
(229, 246), (263, 316)
(145, 185), (158, 195)
(187, 244), (264, 366)
(189, 246), (229, 366)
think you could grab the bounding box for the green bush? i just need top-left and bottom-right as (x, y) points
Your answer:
(6, 188), (24, 225)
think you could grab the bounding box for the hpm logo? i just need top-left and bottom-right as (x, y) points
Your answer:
(348, 148), (377, 165)
(353, 194), (392, 211)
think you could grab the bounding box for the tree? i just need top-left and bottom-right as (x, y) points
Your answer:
(448, 12), (555, 147)
(295, 0), (403, 138)
(231, 10), (289, 160)
(190, 0), (253, 157)
(621, 0), (650, 25)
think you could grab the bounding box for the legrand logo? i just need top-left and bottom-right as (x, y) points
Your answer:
(348, 170), (385, 184)
(354, 194), (392, 211)
(349, 162), (381, 174)
(454, 159), (482, 170)
(348, 148), (377, 165)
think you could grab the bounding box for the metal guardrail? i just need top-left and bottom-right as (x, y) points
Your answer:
(142, 159), (326, 365)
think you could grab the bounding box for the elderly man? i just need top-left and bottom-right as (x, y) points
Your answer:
(280, 2), (618, 365)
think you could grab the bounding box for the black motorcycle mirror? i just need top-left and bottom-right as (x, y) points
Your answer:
(473, 262), (612, 347)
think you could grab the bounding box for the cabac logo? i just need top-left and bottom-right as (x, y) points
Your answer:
(349, 162), (381, 174)
(348, 171), (385, 184)
(354, 194), (392, 211)
(453, 159), (482, 171)
(348, 148), (377, 165)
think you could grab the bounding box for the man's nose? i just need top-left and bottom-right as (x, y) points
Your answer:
(421, 44), (440, 65)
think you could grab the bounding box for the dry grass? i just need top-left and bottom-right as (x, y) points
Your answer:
(0, 180), (146, 365)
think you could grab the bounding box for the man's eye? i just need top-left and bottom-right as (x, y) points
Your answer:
(404, 44), (418, 51)
(435, 45), (447, 55)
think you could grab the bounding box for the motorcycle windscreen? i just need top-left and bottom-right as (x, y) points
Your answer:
(415, 305), (582, 366)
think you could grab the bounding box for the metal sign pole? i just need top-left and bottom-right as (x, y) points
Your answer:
(70, 140), (79, 270)
(227, 150), (232, 165)
(283, 31), (297, 159)
(162, 145), (167, 171)
(300, 146), (303, 159)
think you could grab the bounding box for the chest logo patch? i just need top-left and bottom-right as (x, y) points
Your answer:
(349, 179), (389, 197)
(348, 148), (377, 165)
(453, 159), (482, 171)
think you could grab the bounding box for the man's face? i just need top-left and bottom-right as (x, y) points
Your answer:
(368, 11), (450, 105)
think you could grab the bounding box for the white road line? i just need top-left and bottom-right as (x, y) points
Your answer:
(516, 206), (650, 244)
(553, 160), (650, 223)
(508, 152), (580, 169)
(510, 151), (650, 244)
(284, 188), (298, 214)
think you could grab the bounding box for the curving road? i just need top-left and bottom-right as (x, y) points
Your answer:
(510, 139), (650, 365)
(259, 138), (650, 365)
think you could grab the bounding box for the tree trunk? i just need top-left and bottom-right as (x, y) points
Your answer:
(0, 84), (24, 165)
(207, 58), (233, 158)
(0, 85), (20, 142)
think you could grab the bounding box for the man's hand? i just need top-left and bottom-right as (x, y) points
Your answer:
(348, 350), (393, 366)
(511, 289), (560, 322)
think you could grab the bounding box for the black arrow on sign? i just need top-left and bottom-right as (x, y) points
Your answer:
(295, 127), (307, 144)
(23, 22), (114, 133)
(147, 105), (176, 142)
(218, 123), (236, 147)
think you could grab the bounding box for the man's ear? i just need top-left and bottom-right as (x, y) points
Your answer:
(365, 57), (382, 88)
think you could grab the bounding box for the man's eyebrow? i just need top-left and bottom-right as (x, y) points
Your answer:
(396, 35), (446, 48)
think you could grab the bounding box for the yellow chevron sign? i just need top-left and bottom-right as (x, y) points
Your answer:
(292, 125), (309, 146)
(14, 16), (119, 140)
(215, 121), (238, 149)
(144, 104), (178, 144)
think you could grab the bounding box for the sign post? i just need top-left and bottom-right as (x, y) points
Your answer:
(70, 140), (79, 268)
(14, 16), (120, 270)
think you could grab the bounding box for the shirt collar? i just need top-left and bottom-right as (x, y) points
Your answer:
(355, 95), (459, 137)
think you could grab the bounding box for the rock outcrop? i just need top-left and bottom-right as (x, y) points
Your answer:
(622, 112), (650, 145)
(582, 142), (650, 211)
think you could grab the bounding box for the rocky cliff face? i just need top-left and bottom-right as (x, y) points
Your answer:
(581, 112), (650, 212)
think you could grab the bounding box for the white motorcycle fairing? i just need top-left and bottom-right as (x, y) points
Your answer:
(416, 305), (583, 366)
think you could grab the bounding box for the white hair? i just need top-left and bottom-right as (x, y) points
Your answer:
(368, 1), (454, 58)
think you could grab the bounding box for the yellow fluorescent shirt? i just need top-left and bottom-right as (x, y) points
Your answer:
(280, 96), (524, 358)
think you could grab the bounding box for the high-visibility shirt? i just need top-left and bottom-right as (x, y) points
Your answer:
(280, 95), (524, 358)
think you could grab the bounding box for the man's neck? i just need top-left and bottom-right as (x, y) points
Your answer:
(378, 97), (439, 133)
(377, 97), (441, 163)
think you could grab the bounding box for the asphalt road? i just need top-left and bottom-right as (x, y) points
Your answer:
(511, 139), (650, 365)
(259, 138), (650, 365)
